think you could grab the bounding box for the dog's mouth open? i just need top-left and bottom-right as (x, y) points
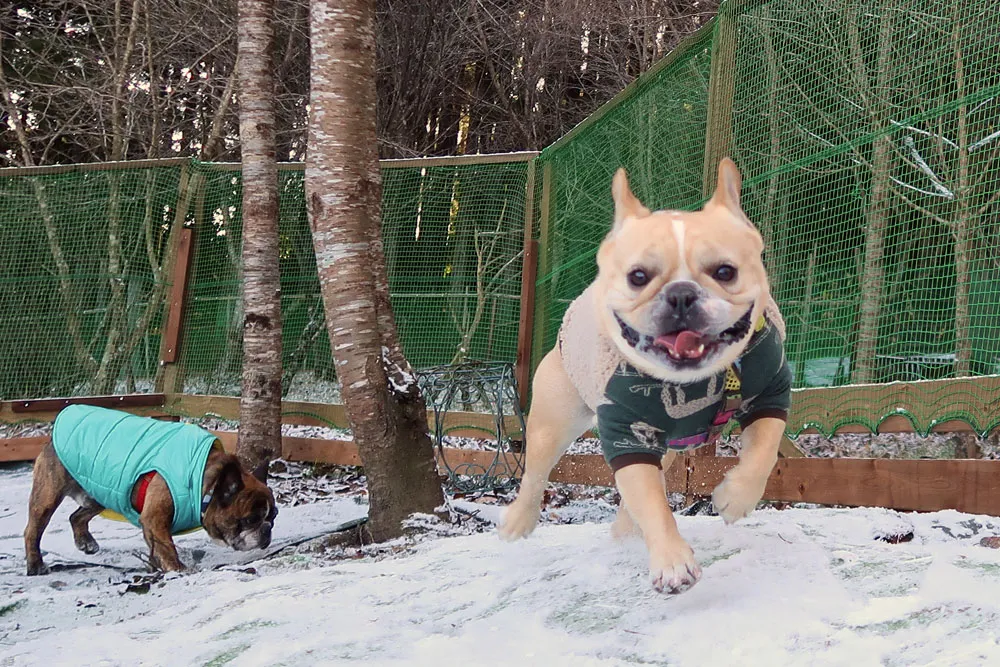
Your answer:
(615, 308), (754, 367)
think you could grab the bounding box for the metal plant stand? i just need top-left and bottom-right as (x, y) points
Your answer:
(416, 361), (526, 495)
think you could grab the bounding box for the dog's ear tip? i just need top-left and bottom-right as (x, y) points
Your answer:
(611, 167), (628, 193)
(251, 462), (269, 483)
(709, 157), (743, 213)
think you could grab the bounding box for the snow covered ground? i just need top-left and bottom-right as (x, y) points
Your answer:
(3, 461), (1000, 666)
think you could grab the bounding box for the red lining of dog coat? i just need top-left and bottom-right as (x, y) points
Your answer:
(132, 471), (157, 513)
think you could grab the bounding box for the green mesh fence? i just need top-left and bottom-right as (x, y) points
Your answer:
(726, 0), (1000, 389)
(0, 161), (184, 400)
(4, 0), (1000, 437)
(532, 25), (715, 359)
(179, 156), (532, 400)
(530, 0), (1000, 435)
(0, 156), (531, 403)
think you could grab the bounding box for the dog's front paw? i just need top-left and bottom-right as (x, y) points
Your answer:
(711, 467), (767, 524)
(26, 560), (49, 577)
(498, 498), (541, 542)
(648, 539), (702, 594)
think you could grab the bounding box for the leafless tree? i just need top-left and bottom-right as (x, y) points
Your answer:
(306, 0), (446, 541)
(235, 0), (283, 476)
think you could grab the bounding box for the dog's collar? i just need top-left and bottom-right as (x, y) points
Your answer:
(200, 488), (214, 519)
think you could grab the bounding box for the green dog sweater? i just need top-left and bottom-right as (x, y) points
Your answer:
(558, 286), (792, 470)
(52, 405), (217, 533)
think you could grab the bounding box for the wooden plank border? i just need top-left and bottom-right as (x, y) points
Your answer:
(683, 456), (1000, 516)
(5, 433), (999, 516)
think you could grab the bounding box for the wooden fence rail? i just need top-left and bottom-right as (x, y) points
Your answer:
(4, 430), (1000, 516)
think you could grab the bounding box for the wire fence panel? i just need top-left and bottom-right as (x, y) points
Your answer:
(3, 0), (1000, 435)
(533, 27), (716, 360)
(177, 158), (532, 401)
(0, 162), (185, 400)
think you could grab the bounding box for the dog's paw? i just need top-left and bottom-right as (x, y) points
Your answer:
(648, 540), (702, 594)
(75, 535), (100, 555)
(711, 467), (766, 524)
(497, 499), (541, 542)
(26, 561), (49, 577)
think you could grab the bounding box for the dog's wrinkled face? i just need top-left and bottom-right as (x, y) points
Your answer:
(201, 460), (278, 552)
(596, 159), (769, 383)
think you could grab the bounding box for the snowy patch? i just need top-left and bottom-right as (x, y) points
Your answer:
(3, 463), (1000, 664)
(382, 345), (418, 395)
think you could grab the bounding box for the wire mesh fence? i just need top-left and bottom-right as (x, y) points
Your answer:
(0, 160), (185, 400)
(532, 25), (715, 360)
(0, 155), (533, 403)
(3, 0), (1000, 435)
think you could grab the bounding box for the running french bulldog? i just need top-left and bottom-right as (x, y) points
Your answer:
(499, 159), (791, 594)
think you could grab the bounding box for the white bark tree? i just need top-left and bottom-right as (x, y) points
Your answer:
(306, 0), (445, 541)
(236, 0), (283, 477)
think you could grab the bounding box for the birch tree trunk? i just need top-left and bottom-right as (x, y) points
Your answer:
(306, 0), (445, 541)
(236, 0), (283, 478)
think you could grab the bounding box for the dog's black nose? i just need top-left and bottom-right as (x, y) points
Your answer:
(664, 282), (700, 318)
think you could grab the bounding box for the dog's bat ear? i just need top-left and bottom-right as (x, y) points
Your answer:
(709, 158), (759, 231)
(709, 158), (747, 216)
(214, 460), (245, 507)
(611, 168), (650, 230)
(251, 462), (268, 484)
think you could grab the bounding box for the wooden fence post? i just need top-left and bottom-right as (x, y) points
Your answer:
(155, 163), (199, 394)
(515, 159), (539, 410)
(701, 6), (738, 194)
(529, 161), (553, 378)
(690, 12), (739, 478)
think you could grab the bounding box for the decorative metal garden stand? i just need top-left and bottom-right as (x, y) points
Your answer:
(416, 362), (526, 495)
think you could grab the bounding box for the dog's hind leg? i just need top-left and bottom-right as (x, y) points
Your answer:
(67, 483), (104, 555)
(24, 442), (68, 576)
(499, 348), (594, 541)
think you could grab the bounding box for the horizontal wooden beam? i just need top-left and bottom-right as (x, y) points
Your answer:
(0, 157), (189, 176)
(167, 394), (525, 440)
(8, 394), (166, 414)
(7, 430), (998, 516)
(0, 437), (48, 461)
(679, 456), (1000, 515)
(199, 151), (540, 172)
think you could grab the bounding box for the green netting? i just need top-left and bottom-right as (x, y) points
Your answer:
(4, 0), (1000, 437)
(533, 26), (715, 359)
(727, 0), (1000, 389)
(0, 162), (183, 400)
(528, 0), (1000, 434)
(0, 157), (530, 402)
(179, 158), (531, 400)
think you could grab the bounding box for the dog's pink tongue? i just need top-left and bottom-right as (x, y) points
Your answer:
(656, 330), (705, 358)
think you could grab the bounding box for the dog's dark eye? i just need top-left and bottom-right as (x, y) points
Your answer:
(712, 264), (737, 283)
(627, 268), (650, 288)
